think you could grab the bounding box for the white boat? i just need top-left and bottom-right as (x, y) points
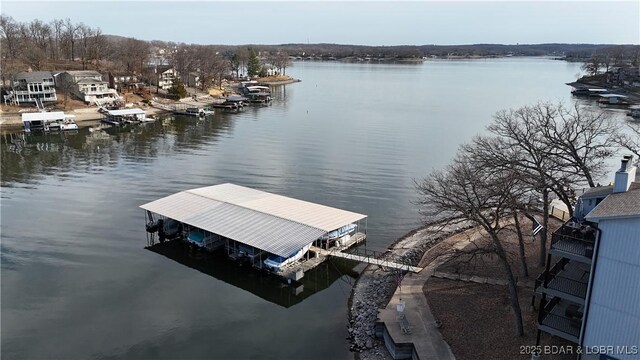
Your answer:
(172, 103), (214, 117)
(263, 243), (312, 272)
(186, 228), (224, 251)
(320, 223), (357, 240)
(47, 115), (79, 131)
(22, 111), (78, 132)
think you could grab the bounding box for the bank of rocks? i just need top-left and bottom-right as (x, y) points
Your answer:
(347, 226), (445, 359)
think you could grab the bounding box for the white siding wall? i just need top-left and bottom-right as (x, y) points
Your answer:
(583, 217), (640, 360)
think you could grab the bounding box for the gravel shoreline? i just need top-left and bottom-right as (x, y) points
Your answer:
(347, 225), (452, 359)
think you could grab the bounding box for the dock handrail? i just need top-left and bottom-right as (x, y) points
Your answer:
(323, 245), (422, 273)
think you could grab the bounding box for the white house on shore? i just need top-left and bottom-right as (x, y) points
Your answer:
(536, 155), (640, 360)
(56, 70), (119, 105)
(146, 65), (178, 90)
(4, 71), (57, 106)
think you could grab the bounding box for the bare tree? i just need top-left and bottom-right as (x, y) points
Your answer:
(615, 123), (640, 161)
(28, 19), (51, 59)
(271, 50), (292, 75)
(538, 103), (619, 188)
(485, 105), (564, 267)
(0, 15), (21, 60)
(235, 47), (249, 77)
(22, 43), (47, 70)
(76, 23), (92, 69)
(88, 27), (106, 69)
(115, 37), (150, 74)
(416, 152), (525, 336)
(464, 135), (537, 278)
(229, 53), (240, 79)
(62, 18), (78, 61)
(0, 15), (24, 84)
(581, 53), (602, 76)
(169, 44), (197, 85)
(50, 19), (64, 62)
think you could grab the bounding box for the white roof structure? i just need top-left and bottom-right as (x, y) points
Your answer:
(22, 111), (65, 122)
(599, 94), (628, 98)
(140, 183), (367, 258)
(106, 109), (146, 116)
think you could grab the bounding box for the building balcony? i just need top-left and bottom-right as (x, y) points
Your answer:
(550, 220), (597, 263)
(12, 89), (56, 96)
(538, 298), (583, 344)
(82, 89), (117, 96)
(537, 258), (589, 304)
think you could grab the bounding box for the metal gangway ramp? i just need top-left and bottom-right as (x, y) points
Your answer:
(315, 247), (423, 273)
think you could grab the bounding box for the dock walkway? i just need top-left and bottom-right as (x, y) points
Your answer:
(316, 248), (423, 273)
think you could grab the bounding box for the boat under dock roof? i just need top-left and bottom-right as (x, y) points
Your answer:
(140, 183), (367, 258)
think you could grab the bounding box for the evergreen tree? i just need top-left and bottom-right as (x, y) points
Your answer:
(247, 49), (262, 77)
(168, 78), (187, 99)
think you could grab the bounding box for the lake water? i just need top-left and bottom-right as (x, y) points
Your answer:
(1, 58), (628, 359)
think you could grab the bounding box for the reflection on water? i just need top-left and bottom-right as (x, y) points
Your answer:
(147, 240), (359, 308)
(4, 59), (600, 359)
(1, 116), (235, 187)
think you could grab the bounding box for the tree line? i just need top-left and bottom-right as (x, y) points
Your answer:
(416, 102), (639, 337)
(3, 15), (639, 87)
(0, 15), (293, 91)
(579, 46), (640, 76)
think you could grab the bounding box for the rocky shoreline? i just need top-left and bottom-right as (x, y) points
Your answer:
(347, 225), (447, 359)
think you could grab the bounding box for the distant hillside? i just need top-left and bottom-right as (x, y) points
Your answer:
(135, 40), (635, 59)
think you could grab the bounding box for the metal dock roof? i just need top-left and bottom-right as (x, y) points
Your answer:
(21, 111), (66, 122)
(106, 108), (146, 116)
(140, 183), (367, 258)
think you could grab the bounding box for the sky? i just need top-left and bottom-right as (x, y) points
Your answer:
(2, 1), (639, 46)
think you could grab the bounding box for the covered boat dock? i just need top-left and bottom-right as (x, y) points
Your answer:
(102, 108), (149, 125)
(140, 183), (367, 280)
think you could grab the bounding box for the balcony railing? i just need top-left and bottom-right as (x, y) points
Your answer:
(546, 276), (588, 300)
(551, 220), (597, 261)
(538, 298), (582, 343)
(12, 89), (56, 96)
(538, 258), (589, 302)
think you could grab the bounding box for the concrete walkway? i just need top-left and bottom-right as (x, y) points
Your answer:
(377, 227), (490, 360)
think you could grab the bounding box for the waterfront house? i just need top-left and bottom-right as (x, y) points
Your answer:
(145, 65), (178, 90)
(535, 156), (640, 360)
(187, 72), (201, 89)
(103, 72), (138, 91)
(57, 70), (119, 105)
(4, 71), (57, 106)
